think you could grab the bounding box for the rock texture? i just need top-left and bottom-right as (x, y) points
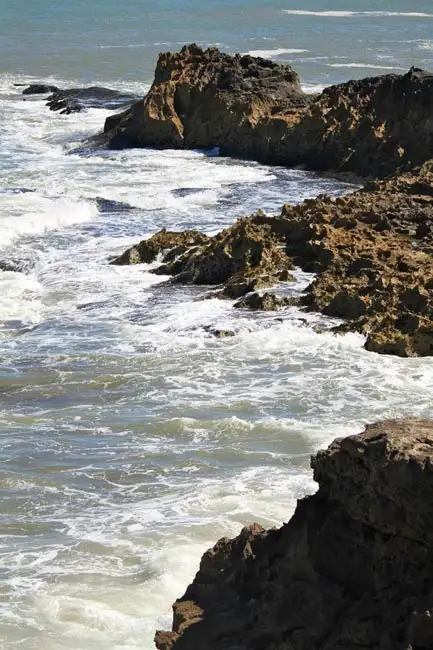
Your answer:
(100, 45), (433, 178)
(110, 229), (209, 266)
(112, 162), (433, 357)
(99, 43), (311, 153)
(155, 419), (433, 650)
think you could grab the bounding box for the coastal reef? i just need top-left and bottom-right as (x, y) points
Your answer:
(155, 419), (433, 650)
(101, 44), (433, 179)
(112, 163), (433, 357)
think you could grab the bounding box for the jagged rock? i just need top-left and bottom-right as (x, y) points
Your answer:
(45, 86), (139, 114)
(100, 44), (433, 178)
(234, 292), (299, 311)
(112, 164), (433, 356)
(155, 419), (433, 650)
(22, 83), (59, 95)
(110, 229), (209, 266)
(99, 43), (310, 152)
(153, 214), (293, 288)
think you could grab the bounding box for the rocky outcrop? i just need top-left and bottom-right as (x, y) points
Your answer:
(100, 45), (433, 178)
(22, 83), (59, 95)
(155, 419), (433, 650)
(99, 43), (311, 153)
(110, 229), (209, 266)
(112, 163), (433, 357)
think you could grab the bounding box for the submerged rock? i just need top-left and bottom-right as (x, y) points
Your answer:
(155, 418), (433, 650)
(100, 44), (433, 178)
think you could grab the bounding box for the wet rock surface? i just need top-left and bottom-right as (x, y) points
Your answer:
(22, 83), (59, 95)
(43, 86), (139, 114)
(155, 419), (433, 650)
(100, 45), (433, 179)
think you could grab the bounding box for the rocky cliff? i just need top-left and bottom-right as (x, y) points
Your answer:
(155, 419), (433, 650)
(100, 44), (433, 179)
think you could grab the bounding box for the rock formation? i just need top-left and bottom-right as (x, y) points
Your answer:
(155, 418), (433, 650)
(100, 44), (433, 178)
(99, 43), (311, 152)
(111, 162), (433, 357)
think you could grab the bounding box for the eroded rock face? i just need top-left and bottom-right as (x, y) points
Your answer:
(100, 43), (311, 153)
(272, 66), (433, 178)
(100, 44), (433, 178)
(155, 419), (433, 650)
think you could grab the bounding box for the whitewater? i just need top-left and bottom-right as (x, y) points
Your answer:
(2, 1), (433, 648)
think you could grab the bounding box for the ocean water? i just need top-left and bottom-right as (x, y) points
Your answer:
(1, 2), (433, 649)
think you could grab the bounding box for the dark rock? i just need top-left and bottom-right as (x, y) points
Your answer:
(45, 86), (139, 114)
(234, 292), (300, 311)
(155, 419), (433, 650)
(203, 326), (235, 338)
(95, 197), (135, 213)
(22, 83), (59, 95)
(0, 260), (23, 273)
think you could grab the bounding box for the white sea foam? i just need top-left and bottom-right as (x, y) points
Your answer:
(245, 48), (308, 57)
(283, 10), (433, 18)
(2, 66), (433, 650)
(327, 62), (406, 70)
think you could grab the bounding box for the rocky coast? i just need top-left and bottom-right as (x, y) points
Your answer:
(104, 44), (433, 358)
(98, 45), (433, 647)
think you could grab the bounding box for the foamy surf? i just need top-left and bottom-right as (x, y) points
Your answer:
(244, 48), (308, 58)
(283, 10), (433, 18)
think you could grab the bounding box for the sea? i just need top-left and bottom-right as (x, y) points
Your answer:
(1, 1), (433, 648)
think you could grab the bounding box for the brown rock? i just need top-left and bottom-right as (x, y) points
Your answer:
(101, 44), (309, 155)
(155, 419), (433, 650)
(110, 228), (209, 265)
(100, 44), (433, 179)
(112, 164), (433, 356)
(233, 292), (299, 311)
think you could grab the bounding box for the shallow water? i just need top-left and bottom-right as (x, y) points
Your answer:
(1, 2), (433, 648)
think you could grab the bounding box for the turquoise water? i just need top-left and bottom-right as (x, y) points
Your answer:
(1, 2), (433, 649)
(1, 0), (433, 85)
